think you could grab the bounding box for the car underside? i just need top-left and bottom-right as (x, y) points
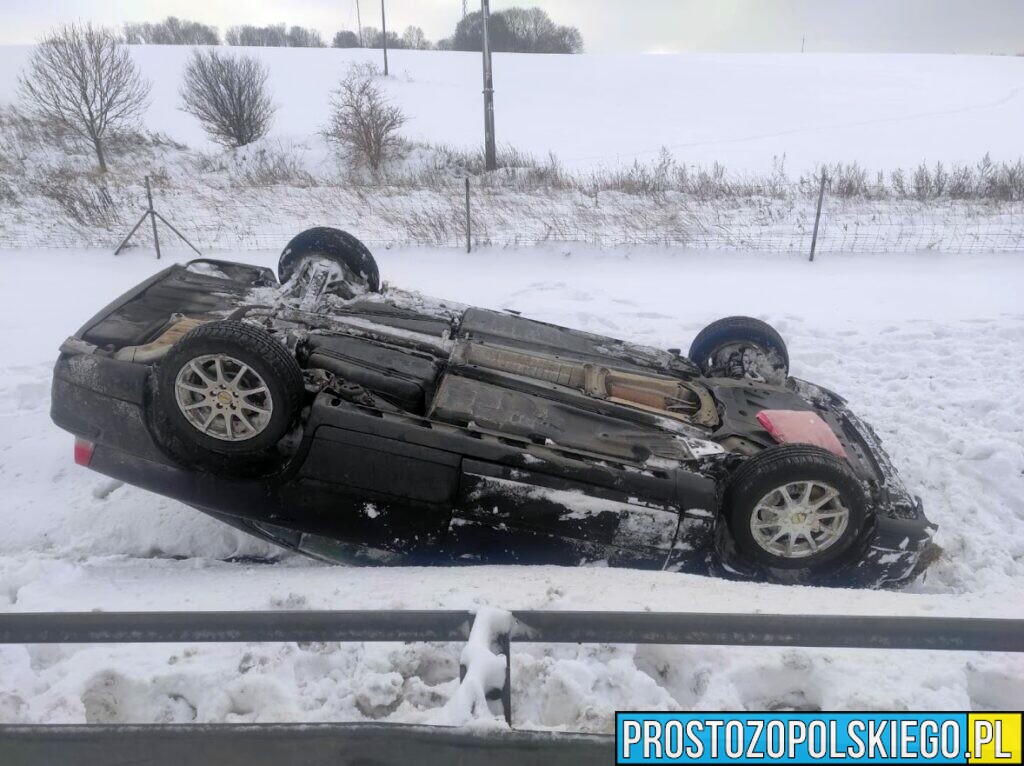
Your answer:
(51, 228), (936, 587)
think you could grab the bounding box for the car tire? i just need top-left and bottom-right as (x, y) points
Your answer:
(278, 227), (380, 292)
(722, 444), (868, 571)
(688, 316), (789, 382)
(155, 321), (305, 460)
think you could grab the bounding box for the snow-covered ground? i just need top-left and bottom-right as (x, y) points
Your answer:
(2, 45), (1023, 172)
(1, 245), (1023, 726)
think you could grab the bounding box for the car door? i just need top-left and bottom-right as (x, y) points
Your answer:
(447, 459), (682, 569)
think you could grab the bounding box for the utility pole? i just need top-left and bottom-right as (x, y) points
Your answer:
(801, 35), (805, 53)
(481, 0), (497, 170)
(381, 0), (389, 75)
(463, 0), (468, 18)
(356, 0), (363, 46)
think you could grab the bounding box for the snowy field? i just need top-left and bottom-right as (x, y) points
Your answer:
(1, 245), (1023, 726)
(1, 45), (1023, 172)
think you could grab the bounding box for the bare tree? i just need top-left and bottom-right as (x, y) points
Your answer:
(226, 24), (288, 47)
(225, 23), (323, 47)
(124, 17), (219, 45)
(17, 23), (151, 173)
(286, 25), (324, 47)
(180, 49), (276, 149)
(361, 26), (401, 49)
(332, 30), (360, 48)
(402, 26), (430, 50)
(324, 63), (406, 172)
(451, 7), (582, 53)
(502, 8), (554, 50)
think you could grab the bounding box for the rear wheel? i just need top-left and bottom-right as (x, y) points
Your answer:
(278, 227), (380, 293)
(723, 445), (868, 571)
(688, 316), (789, 383)
(155, 321), (304, 461)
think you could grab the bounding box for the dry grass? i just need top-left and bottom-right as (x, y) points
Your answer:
(364, 144), (1024, 203)
(35, 166), (121, 228)
(2, 102), (1023, 252)
(195, 144), (316, 187)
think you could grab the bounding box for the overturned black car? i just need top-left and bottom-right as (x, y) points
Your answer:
(51, 228), (935, 587)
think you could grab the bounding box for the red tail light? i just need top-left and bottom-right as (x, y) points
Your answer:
(74, 438), (95, 467)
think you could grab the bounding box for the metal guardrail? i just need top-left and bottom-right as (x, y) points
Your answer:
(1, 609), (1021, 766)
(0, 722), (611, 766)
(3, 609), (1020, 651)
(511, 610), (1024, 652)
(0, 609), (475, 644)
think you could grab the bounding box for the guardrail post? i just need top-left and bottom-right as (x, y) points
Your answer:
(447, 608), (512, 726)
(497, 628), (512, 726)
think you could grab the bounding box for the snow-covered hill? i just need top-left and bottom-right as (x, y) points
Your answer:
(1, 45), (1023, 172)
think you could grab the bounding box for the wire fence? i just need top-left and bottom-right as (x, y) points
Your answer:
(2, 175), (1023, 255)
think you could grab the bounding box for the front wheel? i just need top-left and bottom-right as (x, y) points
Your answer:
(722, 445), (868, 571)
(278, 227), (380, 293)
(688, 316), (789, 384)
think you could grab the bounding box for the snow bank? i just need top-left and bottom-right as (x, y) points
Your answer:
(1, 245), (1022, 725)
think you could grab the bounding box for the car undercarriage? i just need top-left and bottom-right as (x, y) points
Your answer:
(51, 228), (936, 587)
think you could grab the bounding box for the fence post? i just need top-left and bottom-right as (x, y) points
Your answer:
(465, 178), (472, 253)
(146, 176), (161, 260)
(809, 170), (827, 262)
(114, 208), (151, 256)
(114, 175), (202, 257)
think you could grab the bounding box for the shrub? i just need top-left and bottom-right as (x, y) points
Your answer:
(180, 50), (276, 148)
(324, 63), (407, 171)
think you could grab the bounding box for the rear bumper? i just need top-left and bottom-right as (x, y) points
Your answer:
(51, 353), (280, 519)
(51, 351), (162, 460)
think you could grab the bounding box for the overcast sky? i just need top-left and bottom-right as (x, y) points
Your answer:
(2, 0), (1023, 53)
